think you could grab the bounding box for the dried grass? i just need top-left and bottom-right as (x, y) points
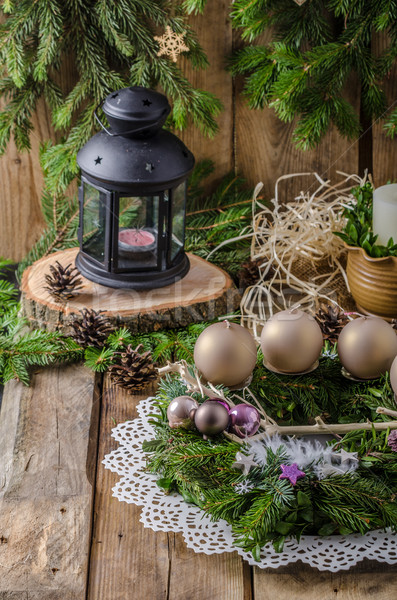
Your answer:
(238, 172), (365, 338)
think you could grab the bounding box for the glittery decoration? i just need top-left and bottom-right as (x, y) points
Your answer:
(234, 480), (255, 495)
(279, 463), (305, 486)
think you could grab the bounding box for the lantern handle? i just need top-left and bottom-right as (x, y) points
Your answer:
(94, 104), (166, 137)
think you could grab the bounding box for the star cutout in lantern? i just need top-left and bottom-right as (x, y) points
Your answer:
(279, 463), (305, 486)
(232, 451), (258, 475)
(145, 162), (155, 173)
(94, 156), (102, 165)
(154, 26), (189, 63)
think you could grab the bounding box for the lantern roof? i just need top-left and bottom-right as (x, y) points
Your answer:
(102, 86), (171, 136)
(77, 86), (195, 193)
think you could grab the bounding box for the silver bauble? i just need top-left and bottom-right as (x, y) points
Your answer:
(193, 401), (230, 436)
(167, 396), (199, 429)
(193, 321), (257, 387)
(260, 309), (323, 374)
(338, 316), (397, 380)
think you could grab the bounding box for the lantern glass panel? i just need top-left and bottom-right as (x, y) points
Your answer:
(82, 182), (107, 264)
(170, 183), (186, 261)
(117, 195), (159, 270)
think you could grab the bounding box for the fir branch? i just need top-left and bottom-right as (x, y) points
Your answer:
(230, 0), (397, 148)
(0, 1), (222, 201)
(84, 346), (115, 372)
(0, 320), (83, 385)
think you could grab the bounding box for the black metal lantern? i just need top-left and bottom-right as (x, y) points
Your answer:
(76, 86), (195, 289)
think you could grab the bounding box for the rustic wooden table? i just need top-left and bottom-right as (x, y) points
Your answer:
(0, 364), (396, 599)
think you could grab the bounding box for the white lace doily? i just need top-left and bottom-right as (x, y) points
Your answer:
(103, 397), (397, 572)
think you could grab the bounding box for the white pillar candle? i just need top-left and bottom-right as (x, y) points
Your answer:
(373, 183), (397, 246)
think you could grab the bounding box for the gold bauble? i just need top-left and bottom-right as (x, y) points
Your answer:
(260, 309), (323, 374)
(338, 316), (397, 380)
(390, 355), (397, 398)
(193, 321), (257, 387)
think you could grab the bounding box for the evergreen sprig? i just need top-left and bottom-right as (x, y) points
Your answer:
(0, 308), (83, 385)
(185, 167), (254, 276)
(0, 1), (222, 205)
(0, 258), (18, 310)
(230, 0), (397, 149)
(0, 258), (83, 385)
(83, 322), (209, 372)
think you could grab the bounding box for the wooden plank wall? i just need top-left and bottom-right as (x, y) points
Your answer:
(0, 8), (396, 260)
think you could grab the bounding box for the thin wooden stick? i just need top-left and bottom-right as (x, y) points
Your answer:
(249, 419), (397, 441)
(158, 361), (227, 401)
(376, 406), (397, 419)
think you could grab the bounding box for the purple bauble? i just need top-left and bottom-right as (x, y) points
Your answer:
(229, 404), (261, 438)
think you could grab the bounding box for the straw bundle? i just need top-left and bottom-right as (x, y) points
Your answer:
(239, 172), (364, 337)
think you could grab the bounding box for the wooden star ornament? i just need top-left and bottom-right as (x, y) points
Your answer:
(154, 26), (189, 63)
(294, 0), (307, 5)
(232, 451), (258, 475)
(338, 448), (359, 463)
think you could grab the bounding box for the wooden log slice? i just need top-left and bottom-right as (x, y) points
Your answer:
(21, 248), (241, 334)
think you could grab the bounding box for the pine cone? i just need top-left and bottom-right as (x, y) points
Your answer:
(237, 259), (264, 289)
(44, 261), (83, 301)
(71, 308), (114, 348)
(315, 303), (348, 344)
(109, 344), (158, 393)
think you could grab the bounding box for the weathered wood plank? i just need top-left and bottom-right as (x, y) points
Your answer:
(0, 98), (48, 261)
(167, 532), (251, 600)
(0, 48), (77, 262)
(0, 365), (99, 598)
(233, 31), (360, 198)
(179, 0), (234, 188)
(372, 35), (397, 188)
(87, 379), (170, 600)
(87, 377), (249, 600)
(253, 561), (397, 600)
(234, 85), (360, 199)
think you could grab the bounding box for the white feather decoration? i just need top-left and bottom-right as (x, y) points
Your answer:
(248, 435), (359, 480)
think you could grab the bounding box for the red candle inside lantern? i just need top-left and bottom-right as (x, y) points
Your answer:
(119, 228), (156, 247)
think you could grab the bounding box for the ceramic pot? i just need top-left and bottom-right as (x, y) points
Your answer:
(345, 244), (397, 320)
